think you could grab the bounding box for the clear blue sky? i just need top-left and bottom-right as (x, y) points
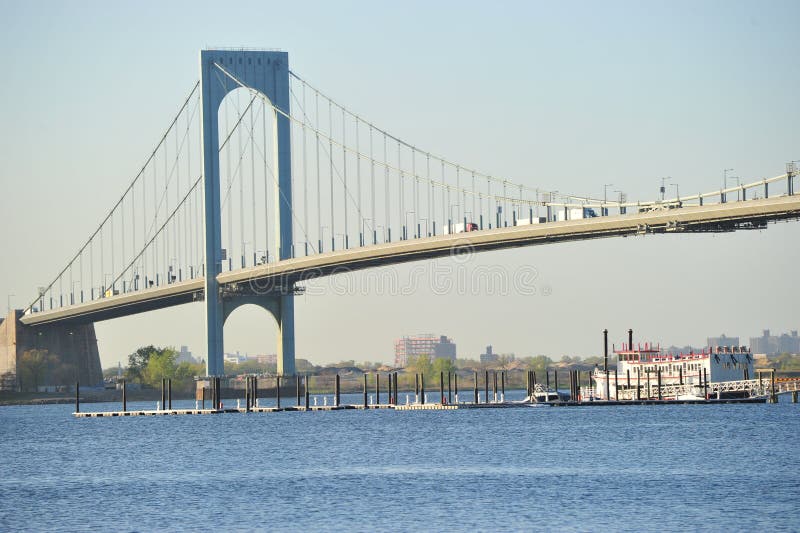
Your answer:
(1, 0), (798, 367)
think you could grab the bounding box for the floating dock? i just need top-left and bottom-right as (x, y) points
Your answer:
(73, 396), (769, 417)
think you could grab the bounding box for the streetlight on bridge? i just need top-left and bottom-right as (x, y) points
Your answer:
(614, 190), (627, 215)
(603, 184), (613, 216)
(659, 177), (672, 202)
(723, 168), (734, 202)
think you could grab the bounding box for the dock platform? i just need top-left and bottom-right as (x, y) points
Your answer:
(73, 396), (767, 417)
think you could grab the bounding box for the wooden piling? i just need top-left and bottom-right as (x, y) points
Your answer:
(363, 373), (368, 407)
(376, 373), (381, 405)
(419, 374), (424, 405)
(276, 375), (282, 409)
(614, 370), (618, 401)
(296, 374), (301, 406)
(473, 371), (478, 404)
(440, 372), (444, 404)
(304, 374), (310, 409)
(334, 374), (340, 407)
(484, 370), (489, 404)
(122, 379), (127, 412)
(526, 370), (531, 397)
(75, 382), (80, 413)
(771, 371), (776, 403)
(554, 370), (558, 400)
(626, 369), (631, 401)
(501, 371), (505, 398)
(168, 379), (172, 410)
(636, 368), (641, 401)
(161, 378), (166, 410)
(253, 376), (258, 406)
(447, 372), (452, 404)
(657, 368), (662, 400)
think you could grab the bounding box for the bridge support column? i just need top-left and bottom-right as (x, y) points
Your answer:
(276, 292), (296, 377)
(200, 49), (293, 377)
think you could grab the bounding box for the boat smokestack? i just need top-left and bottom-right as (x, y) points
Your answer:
(628, 328), (633, 351)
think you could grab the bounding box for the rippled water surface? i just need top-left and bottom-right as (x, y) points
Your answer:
(1, 393), (798, 532)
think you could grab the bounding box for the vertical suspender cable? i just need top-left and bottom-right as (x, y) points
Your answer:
(302, 82), (309, 256)
(398, 142), (403, 239)
(263, 98), (269, 263)
(315, 91), (322, 253)
(427, 155), (432, 235)
(342, 107), (348, 249)
(472, 172), (476, 228)
(111, 214), (115, 291)
(250, 96), (256, 266)
(384, 134), (389, 242)
(456, 166), (461, 224)
(441, 161), (447, 232)
(164, 131), (169, 280)
(225, 94), (233, 271)
(328, 99), (335, 251)
(356, 117), (362, 246)
(369, 126), (375, 244)
(412, 150), (418, 237)
(237, 90), (245, 268)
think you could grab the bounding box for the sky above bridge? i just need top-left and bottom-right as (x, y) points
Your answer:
(1, 0), (799, 367)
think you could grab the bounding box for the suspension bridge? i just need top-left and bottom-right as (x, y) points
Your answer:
(4, 49), (800, 381)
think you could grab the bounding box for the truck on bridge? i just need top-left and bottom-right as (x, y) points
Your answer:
(556, 207), (598, 221)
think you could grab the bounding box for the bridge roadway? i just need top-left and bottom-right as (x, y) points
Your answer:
(21, 194), (800, 327)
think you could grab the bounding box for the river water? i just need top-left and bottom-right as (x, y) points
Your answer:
(1, 392), (798, 532)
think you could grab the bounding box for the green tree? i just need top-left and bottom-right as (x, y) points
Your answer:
(408, 354), (433, 378)
(432, 357), (456, 376)
(142, 348), (178, 387)
(497, 353), (515, 370)
(521, 355), (552, 377)
(17, 349), (60, 391)
(126, 345), (158, 383)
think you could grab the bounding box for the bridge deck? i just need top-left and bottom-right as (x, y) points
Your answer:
(25, 194), (800, 327)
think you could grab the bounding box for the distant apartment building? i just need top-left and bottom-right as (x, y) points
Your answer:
(176, 345), (200, 365)
(250, 354), (277, 366)
(750, 329), (800, 355)
(707, 334), (739, 349)
(394, 334), (456, 367)
(224, 351), (248, 364)
(480, 345), (498, 364)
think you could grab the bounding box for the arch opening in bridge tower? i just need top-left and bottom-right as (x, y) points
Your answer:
(220, 302), (281, 375)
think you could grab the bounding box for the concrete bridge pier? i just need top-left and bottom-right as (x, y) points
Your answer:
(0, 310), (103, 391)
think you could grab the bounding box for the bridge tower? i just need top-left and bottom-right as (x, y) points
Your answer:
(200, 49), (295, 377)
